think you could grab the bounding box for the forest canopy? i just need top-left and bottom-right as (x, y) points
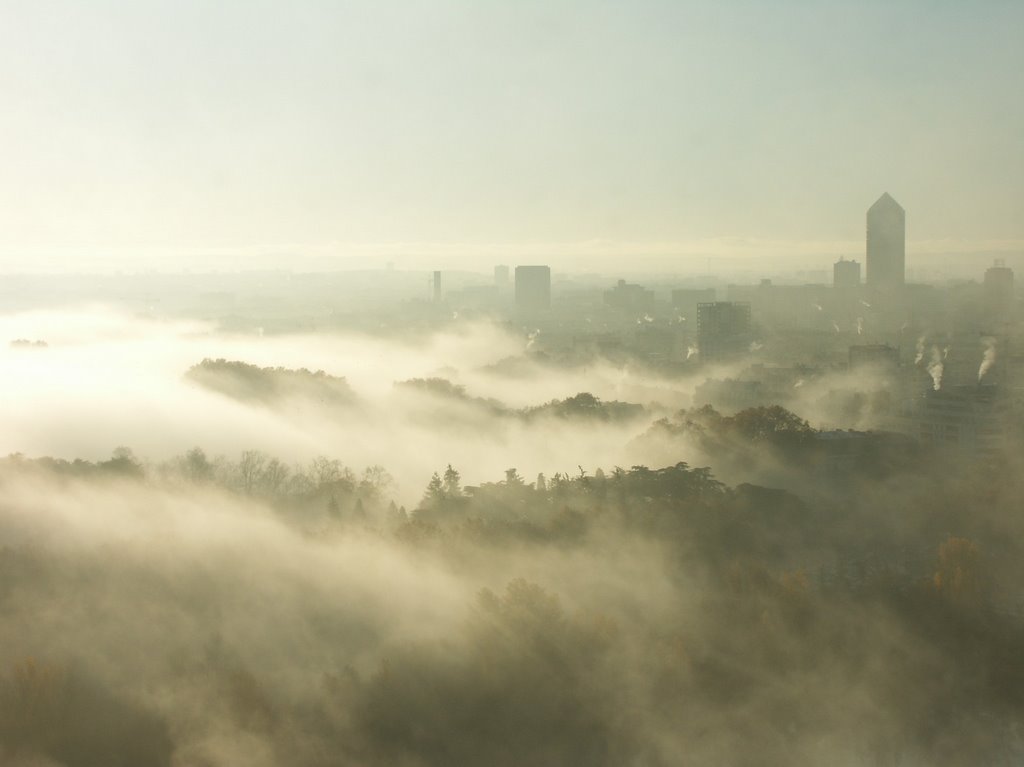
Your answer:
(1, 407), (1022, 766)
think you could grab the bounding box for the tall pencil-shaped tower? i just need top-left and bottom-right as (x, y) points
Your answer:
(866, 193), (905, 289)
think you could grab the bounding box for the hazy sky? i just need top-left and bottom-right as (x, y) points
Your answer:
(1, 0), (1021, 270)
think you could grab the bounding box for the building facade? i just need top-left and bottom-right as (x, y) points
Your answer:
(604, 279), (655, 313)
(833, 258), (861, 289)
(696, 301), (752, 362)
(866, 192), (905, 290)
(514, 265), (551, 311)
(984, 259), (1014, 319)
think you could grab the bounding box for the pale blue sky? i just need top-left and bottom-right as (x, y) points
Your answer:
(0, 0), (1021, 269)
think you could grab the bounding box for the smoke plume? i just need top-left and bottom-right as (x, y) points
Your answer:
(978, 336), (997, 382)
(927, 345), (946, 391)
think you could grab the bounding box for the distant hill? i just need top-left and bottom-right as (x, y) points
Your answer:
(522, 391), (645, 422)
(396, 378), (645, 423)
(394, 377), (511, 416)
(186, 358), (356, 407)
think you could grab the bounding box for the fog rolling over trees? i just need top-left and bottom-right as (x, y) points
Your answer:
(3, 0), (1024, 764)
(0, 302), (1023, 765)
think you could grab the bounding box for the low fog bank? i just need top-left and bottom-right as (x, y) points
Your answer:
(1, 437), (1024, 766)
(3, 306), (1024, 765)
(0, 307), (905, 505)
(0, 308), (697, 504)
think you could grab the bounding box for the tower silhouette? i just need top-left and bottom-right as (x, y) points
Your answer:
(866, 193), (905, 289)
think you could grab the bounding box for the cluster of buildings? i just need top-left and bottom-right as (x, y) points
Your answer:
(701, 195), (1021, 458)
(420, 193), (1021, 459)
(430, 265), (552, 313)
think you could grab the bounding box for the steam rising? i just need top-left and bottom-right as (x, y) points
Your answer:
(978, 336), (997, 382)
(1, 0), (1022, 760)
(1, 305), (1023, 765)
(926, 345), (946, 391)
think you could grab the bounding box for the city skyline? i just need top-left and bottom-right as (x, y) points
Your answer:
(2, 5), (1023, 764)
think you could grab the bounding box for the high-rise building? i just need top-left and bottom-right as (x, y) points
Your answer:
(515, 266), (551, 311)
(912, 385), (1008, 459)
(984, 259), (1014, 316)
(671, 288), (716, 312)
(866, 193), (905, 289)
(833, 258), (861, 289)
(696, 301), (751, 362)
(433, 271), (442, 303)
(494, 265), (510, 287)
(604, 279), (654, 313)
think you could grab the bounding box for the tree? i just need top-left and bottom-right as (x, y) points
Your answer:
(443, 465), (462, 497)
(310, 456), (343, 487)
(361, 465), (393, 498)
(180, 447), (213, 483)
(387, 500), (408, 527)
(258, 458), (290, 496)
(729, 405), (813, 442)
(100, 446), (144, 478)
(559, 392), (601, 417)
(286, 468), (315, 495)
(238, 450), (268, 493)
(421, 473), (444, 508)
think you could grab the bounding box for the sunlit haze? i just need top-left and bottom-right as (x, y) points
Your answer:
(2, 4), (1024, 766)
(1, 1), (1022, 271)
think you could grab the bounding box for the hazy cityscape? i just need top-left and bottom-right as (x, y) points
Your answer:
(2, 2), (1024, 766)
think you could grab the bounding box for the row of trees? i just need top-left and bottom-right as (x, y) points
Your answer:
(1, 404), (1021, 764)
(397, 381), (646, 423)
(186, 358), (356, 408)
